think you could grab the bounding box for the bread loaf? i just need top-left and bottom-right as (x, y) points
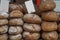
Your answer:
(39, 0), (56, 11)
(23, 32), (40, 40)
(41, 21), (57, 31)
(0, 25), (8, 34)
(10, 10), (23, 18)
(9, 18), (23, 26)
(42, 31), (58, 40)
(9, 34), (22, 40)
(9, 26), (23, 34)
(23, 14), (41, 24)
(42, 11), (58, 21)
(23, 23), (41, 32)
(0, 19), (8, 25)
(0, 34), (8, 40)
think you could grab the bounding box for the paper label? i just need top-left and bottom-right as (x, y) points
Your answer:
(0, 0), (9, 12)
(25, 0), (35, 13)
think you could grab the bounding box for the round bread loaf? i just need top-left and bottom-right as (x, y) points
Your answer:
(9, 26), (23, 34)
(23, 14), (41, 24)
(9, 18), (24, 26)
(9, 34), (22, 40)
(23, 32), (40, 40)
(41, 21), (57, 31)
(9, 4), (24, 12)
(0, 19), (8, 25)
(10, 10), (23, 18)
(0, 25), (8, 34)
(39, 0), (56, 11)
(0, 12), (9, 18)
(42, 31), (58, 40)
(23, 23), (41, 32)
(0, 34), (8, 40)
(42, 11), (58, 21)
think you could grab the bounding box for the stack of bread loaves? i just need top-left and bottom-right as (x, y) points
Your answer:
(23, 14), (41, 40)
(9, 3), (24, 40)
(0, 12), (9, 40)
(39, 0), (58, 40)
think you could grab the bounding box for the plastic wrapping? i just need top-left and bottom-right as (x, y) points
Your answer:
(9, 34), (22, 40)
(42, 31), (58, 40)
(10, 10), (23, 18)
(23, 14), (41, 24)
(0, 25), (8, 34)
(39, 0), (56, 11)
(9, 18), (24, 26)
(41, 21), (57, 31)
(23, 23), (41, 32)
(9, 26), (23, 34)
(0, 19), (8, 25)
(41, 11), (58, 21)
(23, 32), (40, 40)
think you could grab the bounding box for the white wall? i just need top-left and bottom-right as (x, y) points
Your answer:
(54, 0), (60, 12)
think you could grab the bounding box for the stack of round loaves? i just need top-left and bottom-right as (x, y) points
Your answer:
(0, 0), (59, 40)
(9, 4), (24, 40)
(0, 12), (9, 40)
(39, 0), (58, 40)
(23, 14), (41, 40)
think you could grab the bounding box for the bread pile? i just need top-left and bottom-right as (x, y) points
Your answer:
(39, 0), (59, 40)
(0, 0), (60, 40)
(23, 14), (41, 40)
(0, 12), (8, 40)
(9, 4), (25, 40)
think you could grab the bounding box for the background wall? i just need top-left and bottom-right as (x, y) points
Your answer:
(54, 0), (60, 12)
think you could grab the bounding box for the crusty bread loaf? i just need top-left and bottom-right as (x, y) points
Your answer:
(23, 32), (40, 40)
(41, 21), (57, 31)
(42, 11), (58, 21)
(0, 34), (8, 40)
(9, 26), (23, 34)
(0, 19), (8, 25)
(9, 18), (24, 26)
(23, 14), (41, 24)
(23, 23), (41, 32)
(42, 31), (58, 40)
(0, 25), (8, 34)
(9, 34), (22, 40)
(10, 10), (23, 18)
(39, 0), (56, 11)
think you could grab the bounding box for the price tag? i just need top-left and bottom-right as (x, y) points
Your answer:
(25, 0), (35, 13)
(0, 0), (9, 12)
